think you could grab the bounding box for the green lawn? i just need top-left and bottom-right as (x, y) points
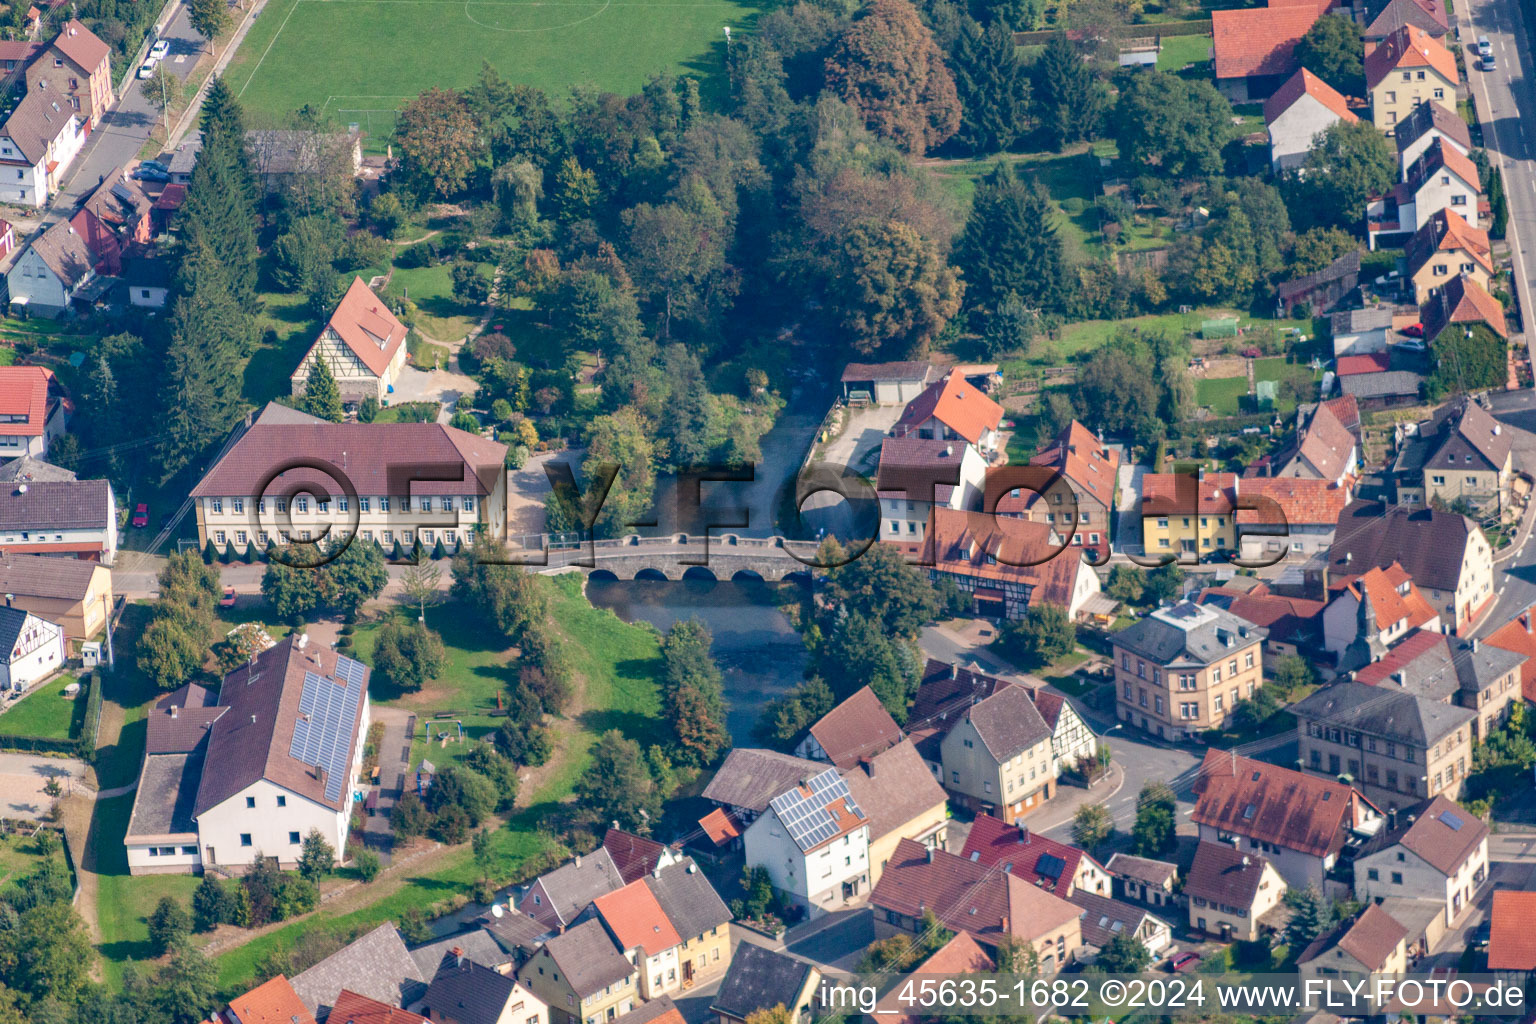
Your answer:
(1156, 33), (1212, 71)
(1196, 374), (1250, 416)
(91, 793), (204, 982)
(0, 675), (82, 740)
(0, 831), (65, 890)
(385, 261), (487, 344)
(220, 0), (761, 141)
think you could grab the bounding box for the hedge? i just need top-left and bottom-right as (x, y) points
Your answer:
(0, 672), (99, 760)
(80, 671), (103, 756)
(1014, 18), (1211, 43)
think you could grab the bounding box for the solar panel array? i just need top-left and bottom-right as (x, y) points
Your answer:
(290, 654), (367, 802)
(769, 768), (865, 852)
(1036, 853), (1067, 879)
(1439, 810), (1464, 832)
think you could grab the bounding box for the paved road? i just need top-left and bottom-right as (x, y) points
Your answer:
(1476, 391), (1536, 634)
(1463, 0), (1536, 362)
(40, 4), (204, 226)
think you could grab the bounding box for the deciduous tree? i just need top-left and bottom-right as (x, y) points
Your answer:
(394, 88), (484, 199)
(1294, 15), (1365, 97)
(576, 729), (661, 832)
(1286, 119), (1396, 230)
(1114, 71), (1232, 179)
(370, 619), (446, 693)
(824, 0), (960, 154)
(826, 219), (962, 357)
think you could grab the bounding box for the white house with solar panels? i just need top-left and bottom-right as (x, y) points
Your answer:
(742, 766), (872, 917)
(123, 633), (370, 875)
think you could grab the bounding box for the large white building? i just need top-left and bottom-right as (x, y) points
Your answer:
(124, 634), (370, 874)
(0, 478), (117, 564)
(0, 603), (64, 693)
(742, 767), (871, 917)
(0, 89), (87, 208)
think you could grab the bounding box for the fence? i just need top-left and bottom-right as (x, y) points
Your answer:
(80, 671), (103, 757)
(1013, 18), (1211, 44)
(0, 672), (99, 759)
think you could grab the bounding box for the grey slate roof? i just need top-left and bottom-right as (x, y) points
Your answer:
(643, 858), (731, 940)
(0, 478), (109, 531)
(524, 848), (625, 928)
(1, 89), (74, 165)
(1450, 639), (1526, 694)
(539, 919), (635, 997)
(1355, 795), (1488, 874)
(477, 907), (554, 956)
(1291, 680), (1475, 746)
(408, 928), (511, 978)
(1069, 890), (1163, 949)
(25, 220), (93, 287)
(421, 957), (519, 1024)
(1110, 601), (1266, 667)
(711, 943), (816, 1021)
(1396, 101), (1472, 158)
(840, 738), (949, 844)
(0, 550), (95, 600)
(1331, 307), (1395, 336)
(1105, 853), (1177, 887)
(124, 752), (202, 838)
(962, 685), (1052, 762)
(1184, 841), (1272, 907)
(1340, 370), (1423, 400)
(290, 923), (427, 1019)
(702, 748), (825, 814)
(0, 457), (75, 484)
(0, 604), (29, 655)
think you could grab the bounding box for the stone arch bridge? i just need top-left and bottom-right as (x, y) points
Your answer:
(524, 533), (820, 582)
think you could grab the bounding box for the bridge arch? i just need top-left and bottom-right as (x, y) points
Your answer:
(783, 570), (814, 587)
(588, 569), (619, 582)
(731, 569), (764, 582)
(682, 566), (718, 582)
(634, 567), (670, 581)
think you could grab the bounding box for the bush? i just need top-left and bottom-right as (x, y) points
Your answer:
(358, 396), (379, 423)
(449, 411), (481, 433)
(354, 848), (382, 882)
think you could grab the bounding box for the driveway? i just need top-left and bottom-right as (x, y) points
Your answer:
(388, 365), (478, 416)
(800, 402), (904, 539)
(0, 752), (91, 819)
(784, 907), (875, 970)
(362, 706), (411, 864)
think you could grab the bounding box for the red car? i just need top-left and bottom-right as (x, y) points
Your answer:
(219, 586), (237, 608)
(1401, 323), (1424, 338)
(131, 503), (149, 528)
(1170, 952), (1202, 973)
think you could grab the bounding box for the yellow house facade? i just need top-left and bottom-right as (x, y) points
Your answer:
(1140, 471), (1238, 560)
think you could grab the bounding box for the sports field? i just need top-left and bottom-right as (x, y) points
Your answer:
(221, 0), (765, 140)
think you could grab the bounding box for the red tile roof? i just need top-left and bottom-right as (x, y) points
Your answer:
(1236, 477), (1351, 526)
(221, 977), (317, 1024)
(959, 814), (1103, 895)
(50, 19), (108, 72)
(1337, 353), (1392, 376)
(697, 807), (742, 845)
(1407, 208), (1494, 279)
(593, 879), (683, 958)
(1366, 24), (1458, 88)
(874, 933), (994, 1023)
(1321, 395), (1363, 438)
(1192, 749), (1365, 858)
(1422, 273), (1509, 340)
(869, 838), (1081, 948)
(1485, 606), (1536, 700)
(603, 827), (669, 884)
(1029, 420), (1119, 508)
(326, 991), (428, 1024)
(1212, 4), (1321, 79)
(1406, 138), (1481, 198)
(921, 509), (1082, 609)
(323, 277), (407, 378)
(1487, 890), (1536, 970)
(1340, 564), (1441, 639)
(1299, 903), (1408, 970)
(1195, 588), (1323, 646)
(0, 366), (52, 436)
(1264, 68), (1359, 124)
(808, 686), (903, 770)
(1141, 471), (1237, 516)
(896, 373), (1003, 447)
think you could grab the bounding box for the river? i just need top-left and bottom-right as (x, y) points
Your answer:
(583, 576), (811, 744)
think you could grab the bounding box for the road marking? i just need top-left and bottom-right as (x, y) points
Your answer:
(174, 54), (187, 63)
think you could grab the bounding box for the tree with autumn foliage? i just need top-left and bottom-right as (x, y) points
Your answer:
(824, 0), (961, 155)
(826, 219), (962, 357)
(393, 88), (485, 199)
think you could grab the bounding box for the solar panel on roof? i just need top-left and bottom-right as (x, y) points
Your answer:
(769, 768), (864, 852)
(1440, 810), (1464, 831)
(1037, 853), (1066, 879)
(289, 654), (366, 803)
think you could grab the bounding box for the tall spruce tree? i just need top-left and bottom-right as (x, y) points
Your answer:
(1032, 33), (1105, 150)
(953, 161), (1066, 313)
(950, 17), (1031, 155)
(302, 353), (344, 422)
(181, 77), (259, 309)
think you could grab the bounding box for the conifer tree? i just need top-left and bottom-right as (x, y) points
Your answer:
(950, 17), (1031, 155)
(1032, 33), (1105, 150)
(181, 78), (259, 308)
(302, 353), (344, 422)
(953, 162), (1066, 313)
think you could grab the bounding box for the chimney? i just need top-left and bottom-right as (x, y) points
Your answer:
(1388, 808), (1398, 830)
(1394, 670), (1405, 687)
(250, 714), (257, 724)
(1241, 855), (1250, 866)
(1001, 915), (1010, 933)
(1472, 637), (1481, 652)
(3, 594), (10, 607)
(926, 846), (936, 863)
(944, 444), (953, 457)
(1495, 425), (1503, 435)
(1345, 551), (1352, 563)
(950, 663), (959, 680)
(574, 854), (582, 868)
(453, 946), (465, 968)
(170, 705), (178, 719)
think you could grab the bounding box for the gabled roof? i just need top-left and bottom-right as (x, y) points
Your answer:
(962, 684), (1052, 763)
(538, 919), (635, 997)
(1356, 795), (1487, 874)
(1141, 471), (1237, 516)
(0, 549), (101, 602)
(1290, 679), (1475, 746)
(192, 635), (369, 817)
(190, 407), (507, 498)
(318, 277), (407, 378)
(642, 858), (731, 939)
(1487, 890), (1536, 970)
(1422, 274), (1509, 340)
(1191, 749), (1362, 857)
(1212, 3), (1320, 79)
(23, 220), (92, 287)
(1395, 100), (1472, 157)
(765, 766), (868, 853)
(895, 373), (1003, 446)
(1264, 68), (1358, 124)
(1352, 627), (1453, 693)
(221, 976), (318, 1024)
(1338, 353), (1392, 376)
(876, 437), (970, 501)
(0, 455), (75, 484)
(327, 991), (429, 1024)
(1030, 420), (1120, 506)
(1278, 250), (1362, 307)
(1236, 477), (1351, 526)
(49, 19), (108, 71)
(1407, 209), (1493, 280)
(1484, 606), (1536, 700)
(602, 827), (669, 884)
(841, 360), (932, 384)
(1337, 563), (1440, 639)
(1299, 904), (1408, 969)
(830, 740), (942, 847)
(1294, 401), (1358, 480)
(921, 509), (1082, 608)
(1, 88), (75, 165)
(1104, 853), (1178, 887)
(520, 847), (625, 929)
(1195, 588), (1323, 646)
(1070, 890), (1164, 949)
(1365, 0), (1448, 38)
(290, 923), (427, 1019)
(612, 996), (685, 1024)
(960, 814), (1102, 893)
(702, 748), (824, 814)
(593, 878), (683, 957)
(808, 686), (903, 769)
(1420, 396), (1513, 472)
(1404, 138), (1480, 198)
(0, 478), (110, 531)
(408, 929), (512, 978)
(1366, 24), (1458, 88)
(869, 838), (1082, 947)
(1183, 841), (1274, 908)
(420, 957), (522, 1024)
(711, 943), (816, 1021)
(0, 367), (52, 436)
(1328, 499), (1479, 592)
(81, 167), (153, 228)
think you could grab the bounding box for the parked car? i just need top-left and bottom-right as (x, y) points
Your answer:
(139, 159), (169, 174)
(219, 586), (237, 608)
(132, 165), (170, 182)
(1401, 322), (1424, 338)
(1479, 35), (1492, 56)
(1484, 53), (1498, 71)
(1170, 952), (1202, 973)
(137, 58), (158, 79)
(149, 39), (170, 59)
(131, 503), (149, 527)
(1395, 338), (1427, 352)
